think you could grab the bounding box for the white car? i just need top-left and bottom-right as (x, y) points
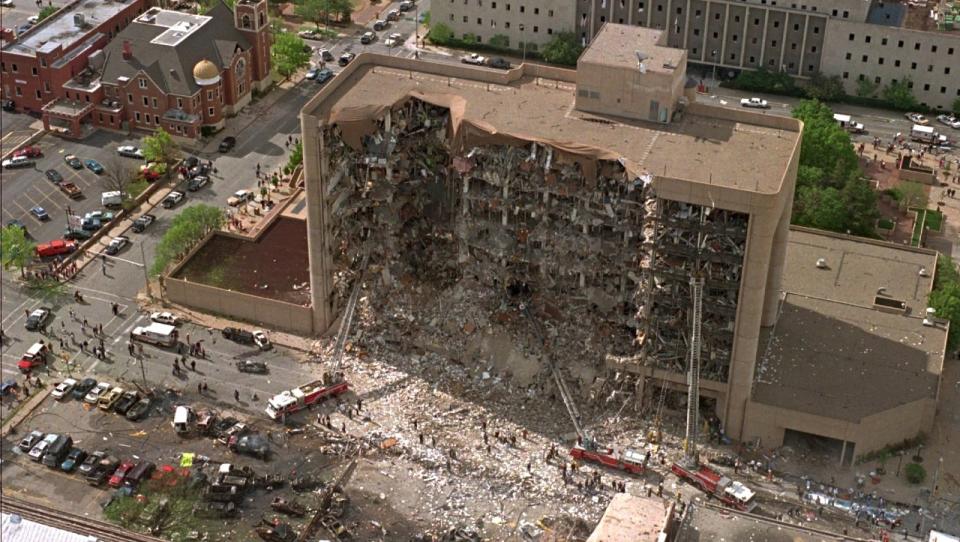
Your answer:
(740, 97), (769, 109)
(105, 235), (129, 255)
(227, 189), (254, 206)
(84, 381), (111, 404)
(252, 330), (272, 350)
(384, 32), (403, 47)
(117, 145), (145, 159)
(0, 1), (15, 8)
(461, 53), (487, 66)
(28, 434), (58, 461)
(51, 378), (78, 400)
(2, 155), (35, 169)
(936, 114), (960, 129)
(26, 15), (38, 24)
(151, 311), (182, 326)
(906, 112), (928, 125)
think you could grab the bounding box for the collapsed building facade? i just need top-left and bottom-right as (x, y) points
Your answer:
(300, 23), (805, 443)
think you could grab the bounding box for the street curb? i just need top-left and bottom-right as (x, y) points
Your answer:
(0, 387), (49, 439)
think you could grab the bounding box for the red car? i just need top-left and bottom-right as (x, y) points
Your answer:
(13, 145), (42, 158)
(35, 240), (77, 258)
(108, 461), (135, 487)
(17, 342), (48, 373)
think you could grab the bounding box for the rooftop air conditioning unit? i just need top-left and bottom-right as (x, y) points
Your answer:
(815, 258), (828, 269)
(74, 13), (85, 27)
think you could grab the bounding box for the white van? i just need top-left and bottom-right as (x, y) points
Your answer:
(173, 405), (194, 434)
(131, 322), (178, 347)
(833, 113), (865, 134)
(101, 191), (124, 208)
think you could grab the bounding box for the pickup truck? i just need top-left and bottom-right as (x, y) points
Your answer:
(59, 182), (82, 199)
(461, 53), (487, 66)
(740, 97), (769, 109)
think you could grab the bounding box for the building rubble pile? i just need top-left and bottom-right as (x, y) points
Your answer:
(308, 98), (756, 533)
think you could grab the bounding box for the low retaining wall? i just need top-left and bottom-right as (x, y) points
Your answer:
(165, 275), (314, 335)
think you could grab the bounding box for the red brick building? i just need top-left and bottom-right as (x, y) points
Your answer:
(1, 0), (272, 140)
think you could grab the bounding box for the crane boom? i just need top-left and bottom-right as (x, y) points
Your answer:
(330, 252), (369, 374)
(684, 275), (705, 464)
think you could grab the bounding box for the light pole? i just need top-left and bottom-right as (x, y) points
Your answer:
(896, 450), (905, 477)
(519, 24), (527, 63)
(414, 3), (420, 58)
(140, 243), (153, 300)
(710, 50), (718, 82)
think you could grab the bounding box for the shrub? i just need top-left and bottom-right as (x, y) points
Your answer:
(904, 463), (926, 484)
(427, 22), (454, 45)
(488, 34), (510, 49)
(540, 32), (583, 66)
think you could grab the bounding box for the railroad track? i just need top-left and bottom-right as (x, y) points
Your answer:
(1, 495), (166, 542)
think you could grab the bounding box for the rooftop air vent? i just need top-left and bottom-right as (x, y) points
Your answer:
(815, 258), (828, 269)
(874, 295), (907, 314)
(919, 267), (929, 277)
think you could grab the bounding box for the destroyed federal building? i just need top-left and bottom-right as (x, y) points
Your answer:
(298, 24), (948, 461)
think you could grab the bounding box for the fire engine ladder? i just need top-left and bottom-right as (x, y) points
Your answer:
(329, 252), (370, 378)
(683, 274), (705, 467)
(522, 304), (584, 440)
(297, 458), (359, 542)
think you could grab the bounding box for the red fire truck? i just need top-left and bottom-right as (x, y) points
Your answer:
(671, 462), (757, 512)
(570, 439), (646, 475)
(264, 375), (348, 421)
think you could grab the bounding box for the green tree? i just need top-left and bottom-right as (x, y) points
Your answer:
(540, 31), (583, 66)
(151, 204), (225, 277)
(142, 128), (181, 165)
(791, 100), (859, 186)
(271, 32), (311, 80)
(287, 141), (303, 170)
(951, 97), (960, 116)
(894, 181), (928, 210)
(792, 185), (848, 232)
(929, 256), (960, 349)
(840, 178), (879, 237)
(37, 5), (58, 21)
(328, 0), (354, 21)
(881, 78), (918, 110)
(804, 72), (845, 102)
(427, 22), (454, 44)
(855, 78), (878, 98)
(727, 68), (801, 96)
(488, 34), (510, 49)
(295, 0), (332, 28)
(904, 463), (926, 484)
(0, 225), (35, 278)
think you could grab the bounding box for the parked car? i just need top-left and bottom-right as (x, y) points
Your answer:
(151, 311), (182, 325)
(98, 386), (124, 411)
(105, 236), (130, 256)
(86, 455), (120, 486)
(18, 342), (48, 373)
(228, 432), (270, 459)
(108, 461), (134, 486)
(386, 9), (400, 21)
(132, 213), (156, 233)
(18, 430), (44, 453)
(1, 99), (14, 111)
(222, 327), (255, 344)
(384, 32), (403, 47)
(161, 191), (185, 208)
(51, 378), (77, 400)
(117, 145), (145, 159)
(360, 31), (376, 44)
(227, 189), (254, 206)
(193, 501), (238, 519)
(114, 390), (140, 414)
(315, 68), (334, 84)
(30, 206), (49, 221)
(29, 434), (59, 461)
(399, 0), (413, 11)
(71, 378), (97, 400)
(740, 97), (769, 109)
(81, 217), (102, 231)
(64, 228), (93, 241)
(78, 450), (107, 476)
(44, 169), (63, 183)
(937, 114), (960, 129)
(60, 448), (88, 472)
(236, 360), (268, 374)
(252, 330), (272, 350)
(36, 240), (77, 258)
(461, 53), (487, 66)
(297, 29), (320, 40)
(13, 145), (42, 158)
(58, 182), (82, 198)
(318, 48), (334, 61)
(338, 52), (355, 66)
(488, 57), (511, 70)
(218, 136), (237, 152)
(24, 306), (51, 331)
(84, 382), (111, 404)
(64, 154), (83, 169)
(84, 159), (104, 174)
(906, 112), (928, 125)
(41, 435), (73, 467)
(7, 219), (26, 233)
(2, 156), (35, 169)
(125, 397), (152, 421)
(124, 461), (156, 488)
(305, 67), (320, 80)
(372, 20), (387, 31)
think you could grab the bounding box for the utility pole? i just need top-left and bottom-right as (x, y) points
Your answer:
(138, 354), (147, 386)
(520, 25), (527, 63)
(140, 243), (153, 300)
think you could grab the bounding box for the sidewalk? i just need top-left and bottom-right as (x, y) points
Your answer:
(0, 386), (49, 438)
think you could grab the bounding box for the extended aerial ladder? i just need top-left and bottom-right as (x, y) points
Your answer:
(522, 303), (647, 475)
(324, 251), (370, 385)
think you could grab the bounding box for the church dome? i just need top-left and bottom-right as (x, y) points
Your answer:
(193, 59), (221, 85)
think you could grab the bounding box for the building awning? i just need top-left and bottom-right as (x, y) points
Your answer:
(42, 99), (95, 118)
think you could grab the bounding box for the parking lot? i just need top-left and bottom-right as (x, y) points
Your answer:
(0, 130), (148, 247)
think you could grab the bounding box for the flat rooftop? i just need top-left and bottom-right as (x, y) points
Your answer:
(3, 0), (135, 56)
(753, 228), (945, 423)
(586, 494), (670, 542)
(579, 24), (685, 74)
(677, 503), (853, 542)
(135, 8), (211, 47)
(307, 58), (799, 194)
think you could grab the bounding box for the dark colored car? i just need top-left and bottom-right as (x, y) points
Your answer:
(64, 228), (93, 241)
(7, 219), (26, 232)
(488, 57), (511, 70)
(338, 52), (356, 66)
(77, 450), (107, 476)
(218, 136), (236, 153)
(222, 327), (255, 344)
(183, 156), (200, 169)
(84, 159), (104, 174)
(81, 218), (102, 231)
(86, 455), (120, 486)
(61, 448), (88, 472)
(2, 99), (14, 112)
(316, 68), (334, 84)
(236, 360), (268, 374)
(193, 501), (238, 519)
(125, 397), (152, 421)
(71, 378), (97, 400)
(24, 307), (51, 331)
(64, 154), (83, 169)
(187, 175), (209, 191)
(228, 433), (270, 459)
(131, 214), (156, 233)
(45, 169), (63, 183)
(113, 391), (140, 415)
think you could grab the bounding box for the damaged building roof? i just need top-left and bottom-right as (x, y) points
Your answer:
(586, 494), (672, 542)
(304, 57), (799, 195)
(753, 227), (946, 422)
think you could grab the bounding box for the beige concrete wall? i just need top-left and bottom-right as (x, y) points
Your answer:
(744, 397), (937, 457)
(432, 0), (577, 48)
(165, 276), (314, 335)
(576, 55), (687, 123)
(822, 19), (960, 111)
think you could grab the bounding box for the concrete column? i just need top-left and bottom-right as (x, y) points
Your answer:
(739, 9), (748, 67)
(302, 113), (333, 335)
(719, 4), (730, 64)
(798, 13), (809, 75)
(701, 0), (711, 62)
(761, 187), (794, 326)
(759, 8), (768, 66)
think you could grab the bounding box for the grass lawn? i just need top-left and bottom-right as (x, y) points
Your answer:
(104, 470), (206, 541)
(910, 208), (944, 246)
